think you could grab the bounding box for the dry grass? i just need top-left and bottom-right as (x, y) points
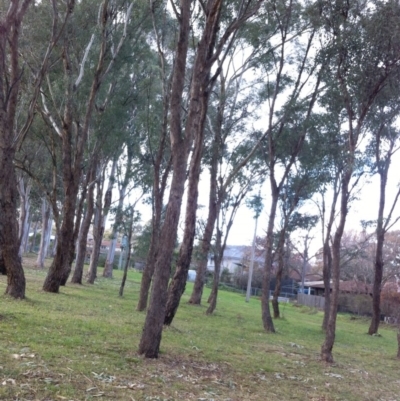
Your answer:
(0, 254), (399, 400)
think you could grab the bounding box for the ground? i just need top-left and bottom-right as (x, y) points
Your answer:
(0, 255), (399, 400)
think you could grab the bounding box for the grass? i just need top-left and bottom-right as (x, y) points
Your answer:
(0, 255), (399, 400)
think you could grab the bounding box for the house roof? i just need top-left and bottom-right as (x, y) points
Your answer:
(222, 245), (265, 264)
(304, 280), (373, 294)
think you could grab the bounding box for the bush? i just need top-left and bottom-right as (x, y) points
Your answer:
(338, 293), (372, 316)
(381, 291), (400, 318)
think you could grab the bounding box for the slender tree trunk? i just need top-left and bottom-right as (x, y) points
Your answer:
(206, 228), (223, 315)
(103, 157), (129, 278)
(322, 240), (332, 330)
(138, 0), (192, 359)
(261, 189), (278, 333)
(0, 250), (6, 276)
(60, 175), (88, 285)
(0, 144), (26, 298)
(164, 84), (210, 325)
(87, 178), (104, 284)
(137, 221), (159, 310)
(136, 153), (171, 309)
(321, 172), (350, 363)
(189, 127), (219, 306)
(36, 198), (52, 268)
(397, 330), (400, 358)
(119, 211), (134, 297)
(103, 193), (124, 278)
(87, 160), (115, 284)
(43, 175), (79, 292)
(272, 230), (286, 318)
(71, 167), (96, 284)
(29, 219), (38, 253)
(321, 177), (339, 331)
(0, 0), (34, 299)
(17, 177), (31, 258)
(368, 167), (388, 334)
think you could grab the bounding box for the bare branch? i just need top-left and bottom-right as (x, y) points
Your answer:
(73, 34), (95, 91)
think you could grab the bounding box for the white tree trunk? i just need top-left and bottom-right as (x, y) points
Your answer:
(36, 198), (53, 268)
(17, 177), (32, 257)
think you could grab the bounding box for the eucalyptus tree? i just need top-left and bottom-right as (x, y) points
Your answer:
(136, 3), (174, 306)
(206, 171), (262, 315)
(138, 0), (264, 359)
(271, 167), (320, 318)
(254, 0), (326, 333)
(102, 37), (165, 280)
(165, 38), (266, 321)
(0, 0), (68, 298)
(39, 0), (136, 292)
(365, 101), (400, 335)
(17, 174), (32, 258)
(316, 0), (400, 363)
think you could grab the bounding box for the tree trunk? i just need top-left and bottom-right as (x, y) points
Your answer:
(206, 228), (223, 315)
(43, 176), (79, 292)
(138, 0), (192, 358)
(137, 225), (158, 310)
(368, 166), (388, 334)
(87, 160), (115, 284)
(164, 81), (210, 325)
(0, 0), (34, 299)
(138, 0), (260, 357)
(87, 178), (104, 284)
(188, 127), (219, 306)
(272, 229), (286, 318)
(71, 167), (96, 284)
(397, 331), (400, 359)
(119, 210), (134, 297)
(0, 145), (26, 298)
(36, 198), (52, 268)
(103, 234), (117, 277)
(29, 219), (38, 253)
(103, 191), (125, 278)
(321, 172), (351, 363)
(322, 240), (332, 331)
(103, 157), (129, 278)
(321, 176), (339, 331)
(17, 177), (32, 258)
(261, 190), (278, 333)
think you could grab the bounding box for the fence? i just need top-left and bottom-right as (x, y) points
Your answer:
(297, 293), (325, 309)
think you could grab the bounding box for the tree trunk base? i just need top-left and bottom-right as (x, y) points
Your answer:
(272, 298), (280, 319)
(397, 332), (400, 359)
(103, 262), (113, 278)
(321, 344), (334, 363)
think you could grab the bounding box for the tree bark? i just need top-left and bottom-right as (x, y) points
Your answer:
(138, 0), (192, 359)
(368, 156), (390, 334)
(272, 229), (286, 318)
(0, 0), (34, 298)
(321, 171), (351, 363)
(188, 112), (219, 306)
(71, 162), (96, 284)
(87, 160), (115, 284)
(0, 144), (26, 298)
(36, 198), (52, 268)
(261, 189), (277, 333)
(164, 80), (210, 325)
(397, 331), (400, 359)
(119, 209), (134, 297)
(17, 177), (32, 258)
(206, 234), (222, 315)
(103, 153), (131, 278)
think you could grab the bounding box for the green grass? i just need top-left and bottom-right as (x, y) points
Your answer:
(0, 255), (399, 400)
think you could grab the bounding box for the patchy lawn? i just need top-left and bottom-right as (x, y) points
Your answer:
(0, 256), (399, 400)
